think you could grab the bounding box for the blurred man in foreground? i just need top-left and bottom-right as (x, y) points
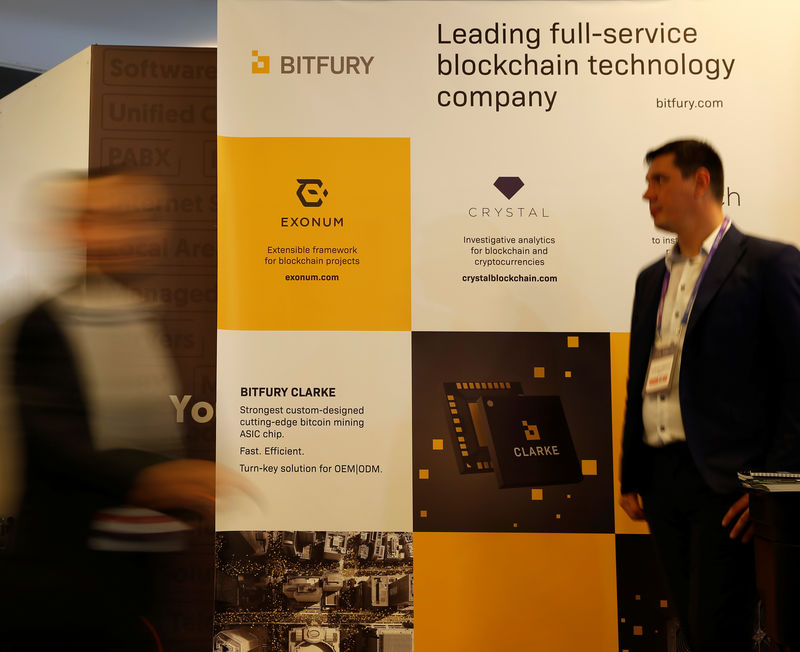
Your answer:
(0, 169), (217, 650)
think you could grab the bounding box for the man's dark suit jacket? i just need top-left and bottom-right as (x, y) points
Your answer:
(621, 225), (800, 495)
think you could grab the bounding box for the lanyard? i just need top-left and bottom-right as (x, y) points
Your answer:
(656, 216), (729, 335)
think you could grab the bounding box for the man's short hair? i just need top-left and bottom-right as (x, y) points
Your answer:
(645, 139), (724, 202)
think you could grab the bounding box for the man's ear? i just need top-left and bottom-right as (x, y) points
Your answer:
(694, 166), (711, 199)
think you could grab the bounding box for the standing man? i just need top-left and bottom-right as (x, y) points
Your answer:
(619, 139), (800, 652)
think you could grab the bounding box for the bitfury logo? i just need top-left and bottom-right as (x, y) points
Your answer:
(251, 49), (374, 75)
(252, 50), (270, 74)
(296, 179), (328, 207)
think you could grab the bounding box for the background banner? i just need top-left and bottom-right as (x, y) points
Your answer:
(216, 1), (800, 650)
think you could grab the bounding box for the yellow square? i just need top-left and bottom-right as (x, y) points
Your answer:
(565, 371), (572, 378)
(660, 599), (668, 608)
(567, 336), (580, 348)
(556, 514), (561, 519)
(461, 451), (469, 457)
(633, 626), (643, 636)
(420, 510), (427, 518)
(531, 489), (543, 500)
(582, 459), (598, 476)
(419, 469), (429, 480)
(218, 137), (410, 330)
(534, 367), (545, 378)
(635, 594), (641, 601)
(432, 439), (444, 450)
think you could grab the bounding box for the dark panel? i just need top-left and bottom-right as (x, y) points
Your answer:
(88, 44), (217, 650)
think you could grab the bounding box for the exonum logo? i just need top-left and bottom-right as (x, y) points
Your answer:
(296, 179), (328, 207)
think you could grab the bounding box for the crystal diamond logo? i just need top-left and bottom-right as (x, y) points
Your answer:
(494, 177), (524, 200)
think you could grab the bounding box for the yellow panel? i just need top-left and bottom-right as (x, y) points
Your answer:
(419, 510), (427, 518)
(581, 459), (598, 476)
(531, 488), (543, 501)
(415, 533), (619, 652)
(534, 367), (545, 378)
(419, 469), (429, 480)
(565, 371), (572, 378)
(567, 335), (580, 348)
(611, 333), (650, 535)
(660, 600), (668, 608)
(461, 451), (469, 457)
(432, 439), (444, 451)
(218, 136), (410, 330)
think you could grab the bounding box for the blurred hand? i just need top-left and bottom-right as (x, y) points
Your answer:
(620, 491), (646, 521)
(722, 494), (754, 543)
(127, 459), (217, 522)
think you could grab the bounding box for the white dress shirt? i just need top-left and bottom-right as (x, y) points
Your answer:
(642, 221), (729, 447)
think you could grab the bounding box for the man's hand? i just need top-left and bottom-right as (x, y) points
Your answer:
(127, 459), (217, 522)
(721, 493), (754, 542)
(620, 491), (646, 520)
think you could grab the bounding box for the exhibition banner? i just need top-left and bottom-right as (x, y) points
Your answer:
(216, 2), (800, 650)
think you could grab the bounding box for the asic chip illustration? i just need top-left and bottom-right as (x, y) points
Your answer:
(477, 394), (582, 487)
